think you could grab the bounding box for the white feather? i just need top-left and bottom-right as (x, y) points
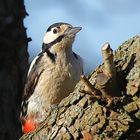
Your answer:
(27, 55), (40, 76)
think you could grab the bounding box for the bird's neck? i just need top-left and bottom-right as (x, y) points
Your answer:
(57, 47), (73, 60)
(49, 41), (73, 58)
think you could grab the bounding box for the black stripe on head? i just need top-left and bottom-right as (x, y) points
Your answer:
(41, 35), (65, 63)
(47, 22), (71, 32)
(42, 35), (64, 51)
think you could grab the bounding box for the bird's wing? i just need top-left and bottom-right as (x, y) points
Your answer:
(73, 52), (84, 74)
(22, 53), (45, 101)
(21, 52), (47, 125)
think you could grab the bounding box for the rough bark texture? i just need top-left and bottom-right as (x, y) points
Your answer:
(20, 36), (140, 140)
(0, 0), (29, 140)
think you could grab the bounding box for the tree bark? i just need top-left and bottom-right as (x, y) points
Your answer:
(0, 0), (29, 139)
(20, 36), (140, 140)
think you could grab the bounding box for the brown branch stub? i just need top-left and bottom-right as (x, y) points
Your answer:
(96, 42), (118, 97)
(102, 42), (116, 78)
(96, 73), (112, 97)
(80, 75), (98, 94)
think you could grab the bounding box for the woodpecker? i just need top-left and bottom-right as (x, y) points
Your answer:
(20, 22), (83, 133)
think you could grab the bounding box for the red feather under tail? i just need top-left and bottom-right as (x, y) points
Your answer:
(22, 118), (37, 134)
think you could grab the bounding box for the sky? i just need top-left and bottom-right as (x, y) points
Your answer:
(24, 0), (140, 74)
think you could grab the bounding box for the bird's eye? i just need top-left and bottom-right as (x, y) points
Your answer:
(53, 29), (57, 34)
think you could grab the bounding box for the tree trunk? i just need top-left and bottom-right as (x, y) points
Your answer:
(0, 0), (29, 139)
(20, 36), (140, 140)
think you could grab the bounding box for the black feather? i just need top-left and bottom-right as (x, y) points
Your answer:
(73, 52), (78, 60)
(46, 50), (56, 63)
(42, 35), (64, 51)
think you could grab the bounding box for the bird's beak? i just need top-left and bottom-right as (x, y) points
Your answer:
(64, 27), (82, 36)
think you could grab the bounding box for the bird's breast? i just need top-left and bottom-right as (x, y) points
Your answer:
(27, 53), (82, 117)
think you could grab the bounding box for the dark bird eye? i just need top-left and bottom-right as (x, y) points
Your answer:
(53, 29), (57, 34)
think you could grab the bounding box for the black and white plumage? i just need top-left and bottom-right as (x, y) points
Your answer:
(20, 22), (83, 133)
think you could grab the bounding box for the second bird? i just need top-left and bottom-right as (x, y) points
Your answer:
(20, 22), (83, 133)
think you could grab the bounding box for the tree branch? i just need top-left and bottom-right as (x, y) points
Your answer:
(96, 42), (118, 97)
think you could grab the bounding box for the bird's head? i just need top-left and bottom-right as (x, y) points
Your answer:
(42, 22), (82, 53)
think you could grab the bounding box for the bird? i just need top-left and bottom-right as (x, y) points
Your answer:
(20, 22), (83, 133)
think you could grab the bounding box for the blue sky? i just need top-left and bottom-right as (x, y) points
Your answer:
(24, 0), (140, 74)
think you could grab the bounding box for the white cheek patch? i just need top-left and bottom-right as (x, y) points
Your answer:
(43, 31), (59, 44)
